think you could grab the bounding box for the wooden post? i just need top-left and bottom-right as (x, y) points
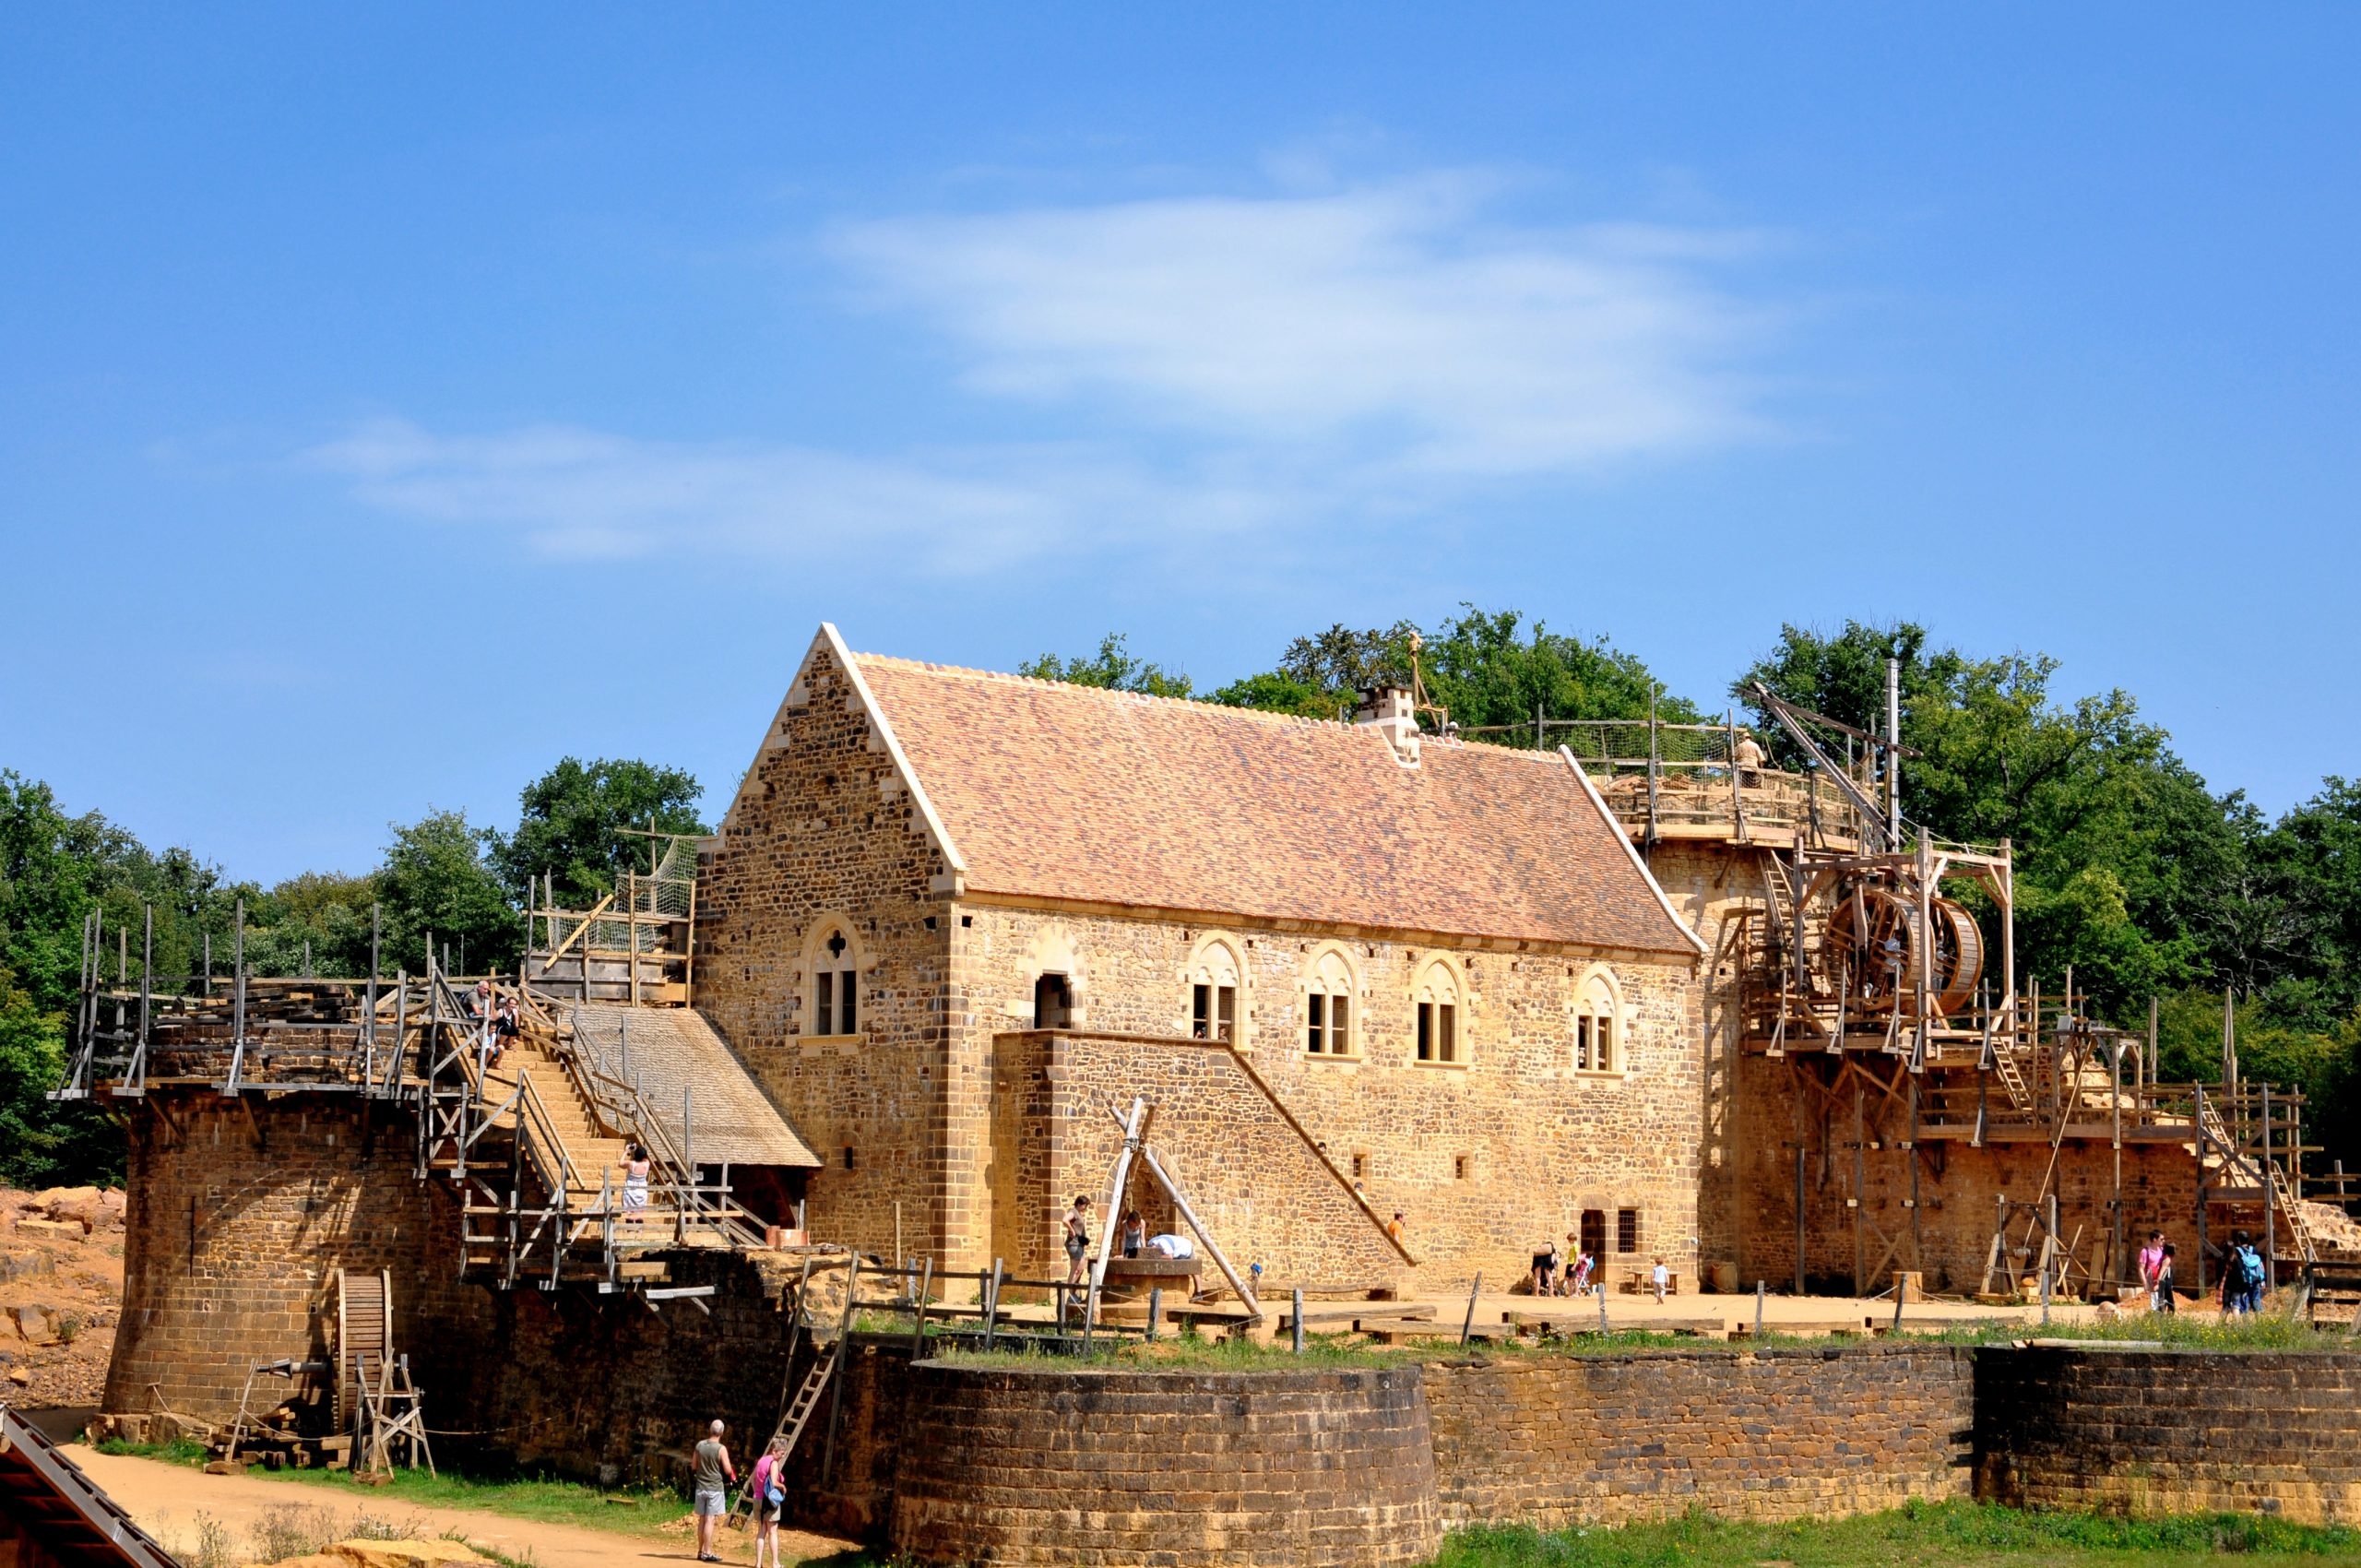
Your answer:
(1727, 708), (1741, 838)
(1754, 1279), (1765, 1339)
(2194, 1083), (2211, 1294)
(2260, 1083), (2277, 1292)
(820, 1253), (860, 1486)
(1793, 1146), (1807, 1295)
(1460, 1274), (1482, 1347)
(1137, 1145), (1261, 1320)
(909, 1257), (932, 1359)
(1146, 1286), (1162, 1342)
(678, 1087), (693, 1246)
(1292, 1289), (1305, 1355)
(1086, 1098), (1148, 1335)
(2110, 1039), (2125, 1290)
(982, 1259), (1003, 1352)
(1852, 1082), (1867, 1297)
(2146, 996), (2159, 1096)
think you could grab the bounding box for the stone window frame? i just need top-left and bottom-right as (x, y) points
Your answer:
(1299, 941), (1362, 1060)
(1182, 931), (1250, 1050)
(1409, 954), (1469, 1069)
(798, 915), (871, 1041)
(1570, 962), (1629, 1078)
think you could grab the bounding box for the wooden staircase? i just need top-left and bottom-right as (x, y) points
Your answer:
(2197, 1095), (2320, 1266)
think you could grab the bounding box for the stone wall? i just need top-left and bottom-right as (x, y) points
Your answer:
(990, 1029), (1409, 1288)
(888, 1362), (1441, 1567)
(1732, 1053), (2204, 1294)
(1426, 1346), (1975, 1526)
(1975, 1346), (2361, 1525)
(105, 1091), (485, 1425)
(964, 901), (1703, 1288)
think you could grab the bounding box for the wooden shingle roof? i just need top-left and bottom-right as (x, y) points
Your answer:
(854, 649), (1701, 956)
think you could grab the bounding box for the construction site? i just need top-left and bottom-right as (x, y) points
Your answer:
(34, 626), (2361, 1562)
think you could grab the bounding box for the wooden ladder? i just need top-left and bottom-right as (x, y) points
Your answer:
(1986, 1034), (2037, 1117)
(728, 1340), (840, 1527)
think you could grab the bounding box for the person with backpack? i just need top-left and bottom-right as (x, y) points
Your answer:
(2222, 1229), (2265, 1314)
(748, 1434), (790, 1568)
(2153, 1243), (2177, 1313)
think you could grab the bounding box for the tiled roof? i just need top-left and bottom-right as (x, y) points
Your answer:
(855, 654), (1699, 954)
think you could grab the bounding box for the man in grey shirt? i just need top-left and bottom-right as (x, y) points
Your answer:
(693, 1418), (736, 1562)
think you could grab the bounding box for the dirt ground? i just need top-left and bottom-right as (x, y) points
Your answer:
(0, 1182), (125, 1408)
(66, 1447), (860, 1568)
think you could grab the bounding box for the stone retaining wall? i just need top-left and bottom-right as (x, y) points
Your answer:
(887, 1362), (1442, 1566)
(1425, 1346), (1976, 1526)
(1975, 1346), (2361, 1525)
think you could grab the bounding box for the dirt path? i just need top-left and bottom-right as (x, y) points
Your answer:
(66, 1447), (859, 1568)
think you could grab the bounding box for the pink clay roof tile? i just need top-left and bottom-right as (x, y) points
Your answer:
(853, 653), (1697, 954)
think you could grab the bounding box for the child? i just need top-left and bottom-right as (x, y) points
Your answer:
(1651, 1256), (1669, 1303)
(2152, 1243), (2177, 1313)
(1571, 1246), (1596, 1297)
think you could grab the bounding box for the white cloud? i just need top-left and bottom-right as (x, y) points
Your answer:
(299, 419), (1293, 572)
(305, 170), (1786, 574)
(827, 173), (1778, 478)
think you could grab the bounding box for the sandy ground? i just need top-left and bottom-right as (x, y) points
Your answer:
(66, 1447), (860, 1568)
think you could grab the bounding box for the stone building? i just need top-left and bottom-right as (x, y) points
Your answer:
(693, 624), (1711, 1288)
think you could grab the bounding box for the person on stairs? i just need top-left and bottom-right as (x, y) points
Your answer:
(621, 1143), (651, 1227)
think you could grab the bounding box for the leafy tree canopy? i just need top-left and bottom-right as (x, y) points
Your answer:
(487, 757), (706, 908)
(377, 810), (522, 978)
(1211, 609), (1703, 737)
(1018, 635), (1194, 698)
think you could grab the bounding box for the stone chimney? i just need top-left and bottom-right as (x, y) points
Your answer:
(1356, 686), (1421, 766)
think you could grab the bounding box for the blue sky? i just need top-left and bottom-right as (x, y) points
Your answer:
(5, 6), (2355, 882)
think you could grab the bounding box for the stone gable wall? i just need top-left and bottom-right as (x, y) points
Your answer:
(1424, 1345), (1975, 1526)
(960, 901), (1704, 1286)
(694, 640), (963, 1263)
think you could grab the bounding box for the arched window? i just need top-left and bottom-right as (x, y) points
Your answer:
(1303, 945), (1358, 1057)
(804, 921), (864, 1038)
(1573, 967), (1622, 1072)
(1186, 935), (1245, 1046)
(1413, 958), (1465, 1065)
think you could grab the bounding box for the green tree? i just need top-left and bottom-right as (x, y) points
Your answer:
(1212, 609), (1699, 737)
(1420, 608), (1703, 742)
(487, 758), (706, 907)
(0, 958), (116, 1187)
(1018, 635), (1194, 698)
(375, 811), (519, 978)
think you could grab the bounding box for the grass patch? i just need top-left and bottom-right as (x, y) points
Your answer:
(95, 1436), (208, 1467)
(224, 1464), (693, 1538)
(1438, 1501), (2361, 1567)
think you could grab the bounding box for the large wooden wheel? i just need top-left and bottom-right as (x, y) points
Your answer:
(335, 1268), (391, 1434)
(1821, 886), (1986, 1018)
(1822, 887), (1922, 1013)
(1929, 897), (1986, 1017)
